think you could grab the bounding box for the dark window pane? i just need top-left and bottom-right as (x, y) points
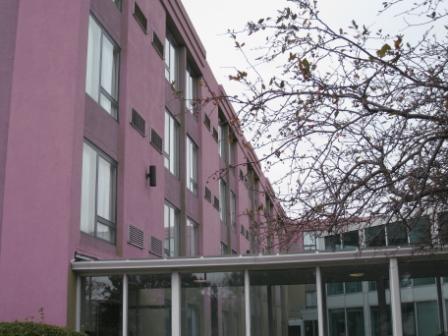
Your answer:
(387, 221), (408, 246)
(325, 235), (341, 251)
(409, 216), (431, 245)
(342, 231), (359, 250)
(81, 276), (122, 336)
(345, 281), (362, 293)
(365, 225), (386, 247)
(327, 282), (344, 295)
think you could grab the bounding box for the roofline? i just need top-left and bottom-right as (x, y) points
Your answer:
(71, 247), (448, 274)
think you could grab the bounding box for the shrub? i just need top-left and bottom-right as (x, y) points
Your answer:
(0, 322), (85, 336)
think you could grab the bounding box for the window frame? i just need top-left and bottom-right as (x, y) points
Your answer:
(164, 110), (180, 177)
(80, 141), (117, 244)
(85, 15), (120, 119)
(164, 202), (180, 257)
(164, 32), (178, 86)
(219, 179), (227, 225)
(186, 136), (198, 195)
(185, 67), (197, 113)
(186, 217), (199, 257)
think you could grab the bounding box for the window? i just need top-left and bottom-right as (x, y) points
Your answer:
(230, 191), (237, 227)
(164, 202), (179, 257)
(185, 68), (196, 113)
(186, 136), (198, 194)
(218, 117), (228, 162)
(186, 218), (199, 257)
(219, 179), (227, 224)
(220, 242), (228, 255)
(85, 16), (119, 118)
(164, 110), (179, 176)
(80, 142), (116, 243)
(164, 33), (178, 85)
(304, 232), (316, 251)
(365, 225), (386, 247)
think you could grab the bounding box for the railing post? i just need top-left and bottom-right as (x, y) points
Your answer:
(316, 266), (325, 336)
(172, 272), (181, 336)
(244, 270), (251, 336)
(122, 274), (128, 336)
(389, 258), (403, 336)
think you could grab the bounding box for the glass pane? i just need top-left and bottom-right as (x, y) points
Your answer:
(86, 17), (101, 100)
(80, 143), (97, 234)
(416, 301), (439, 336)
(345, 281), (362, 293)
(128, 274), (171, 336)
(96, 221), (114, 242)
(97, 157), (113, 221)
(186, 218), (199, 257)
(342, 231), (359, 250)
(81, 276), (122, 336)
(329, 309), (345, 336)
(347, 308), (364, 336)
(409, 216), (431, 245)
(387, 221), (408, 246)
(182, 272), (244, 336)
(101, 36), (115, 96)
(219, 180), (227, 223)
(99, 93), (113, 115)
(402, 303), (416, 336)
(250, 268), (316, 336)
(324, 235), (340, 251)
(365, 225), (386, 247)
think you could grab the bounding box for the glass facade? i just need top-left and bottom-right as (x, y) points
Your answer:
(76, 255), (448, 336)
(81, 276), (123, 336)
(128, 274), (171, 336)
(181, 272), (245, 336)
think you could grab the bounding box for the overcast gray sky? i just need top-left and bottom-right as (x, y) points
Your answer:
(181, 0), (393, 96)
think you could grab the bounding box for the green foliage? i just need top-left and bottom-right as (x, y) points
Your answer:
(0, 322), (85, 336)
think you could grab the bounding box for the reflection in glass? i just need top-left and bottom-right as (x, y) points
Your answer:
(81, 276), (122, 336)
(128, 274), (171, 336)
(181, 272), (244, 336)
(250, 268), (317, 336)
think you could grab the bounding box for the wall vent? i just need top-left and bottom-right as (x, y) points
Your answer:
(131, 109), (146, 136)
(128, 225), (144, 249)
(150, 236), (163, 257)
(150, 129), (163, 153)
(152, 33), (164, 59)
(133, 2), (147, 33)
(204, 187), (212, 202)
(213, 196), (220, 211)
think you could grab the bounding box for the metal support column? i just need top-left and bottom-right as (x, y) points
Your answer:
(122, 274), (128, 336)
(172, 272), (181, 336)
(389, 258), (403, 336)
(75, 275), (81, 332)
(244, 270), (251, 336)
(316, 266), (325, 336)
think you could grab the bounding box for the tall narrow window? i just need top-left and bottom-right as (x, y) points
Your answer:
(218, 117), (229, 162)
(164, 110), (179, 176)
(186, 218), (199, 257)
(185, 68), (196, 113)
(186, 136), (198, 194)
(80, 142), (116, 243)
(164, 34), (178, 86)
(85, 16), (119, 118)
(219, 179), (227, 224)
(230, 191), (237, 227)
(164, 202), (179, 257)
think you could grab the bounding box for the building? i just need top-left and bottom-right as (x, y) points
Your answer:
(0, 0), (283, 328)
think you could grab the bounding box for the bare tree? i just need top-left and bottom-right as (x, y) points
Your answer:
(229, 0), (448, 241)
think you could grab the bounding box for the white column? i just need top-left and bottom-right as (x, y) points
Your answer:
(389, 258), (403, 336)
(172, 272), (181, 336)
(244, 270), (251, 336)
(122, 274), (128, 336)
(75, 275), (81, 332)
(316, 266), (325, 336)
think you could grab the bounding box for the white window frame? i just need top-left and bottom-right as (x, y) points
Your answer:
(85, 15), (119, 118)
(186, 218), (199, 257)
(186, 136), (198, 194)
(164, 202), (179, 257)
(164, 110), (179, 177)
(219, 179), (227, 224)
(164, 34), (178, 86)
(80, 141), (117, 243)
(185, 68), (196, 113)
